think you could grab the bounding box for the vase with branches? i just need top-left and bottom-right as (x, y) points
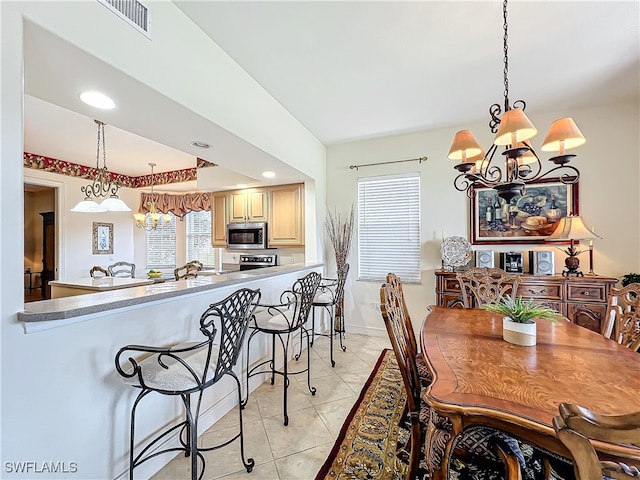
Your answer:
(326, 206), (354, 332)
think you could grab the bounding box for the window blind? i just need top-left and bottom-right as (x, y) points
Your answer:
(186, 210), (216, 267)
(145, 213), (177, 269)
(357, 172), (421, 283)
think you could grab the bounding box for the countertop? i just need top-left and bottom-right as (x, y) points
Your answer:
(19, 263), (323, 323)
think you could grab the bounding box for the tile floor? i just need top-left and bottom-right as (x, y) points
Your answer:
(152, 332), (392, 480)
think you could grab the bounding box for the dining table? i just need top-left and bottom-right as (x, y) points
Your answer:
(420, 305), (640, 480)
(49, 276), (154, 299)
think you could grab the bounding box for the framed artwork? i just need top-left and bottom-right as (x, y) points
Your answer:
(92, 222), (113, 254)
(470, 178), (578, 245)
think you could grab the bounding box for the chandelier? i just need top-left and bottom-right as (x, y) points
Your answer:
(448, 0), (586, 202)
(71, 120), (132, 212)
(133, 163), (171, 230)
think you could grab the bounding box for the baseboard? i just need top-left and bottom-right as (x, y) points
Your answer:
(344, 323), (387, 337)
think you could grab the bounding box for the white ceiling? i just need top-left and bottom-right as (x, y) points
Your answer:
(23, 1), (640, 191)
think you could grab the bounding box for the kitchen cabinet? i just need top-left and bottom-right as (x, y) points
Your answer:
(211, 192), (228, 247)
(228, 188), (267, 223)
(435, 270), (617, 333)
(268, 183), (305, 247)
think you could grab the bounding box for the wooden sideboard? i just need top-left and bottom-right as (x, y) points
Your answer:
(435, 270), (618, 333)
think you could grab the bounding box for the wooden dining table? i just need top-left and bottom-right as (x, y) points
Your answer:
(420, 305), (640, 480)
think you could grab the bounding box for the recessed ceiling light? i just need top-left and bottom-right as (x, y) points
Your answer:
(79, 91), (116, 110)
(262, 171), (276, 178)
(190, 141), (211, 149)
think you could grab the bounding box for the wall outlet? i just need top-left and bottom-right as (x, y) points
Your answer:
(232, 254), (238, 263)
(289, 257), (294, 264)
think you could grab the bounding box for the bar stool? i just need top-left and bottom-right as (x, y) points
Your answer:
(115, 287), (261, 480)
(242, 271), (321, 426)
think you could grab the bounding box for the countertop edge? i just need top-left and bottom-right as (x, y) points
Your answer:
(18, 263), (324, 323)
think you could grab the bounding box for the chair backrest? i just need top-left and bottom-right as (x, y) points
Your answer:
(456, 267), (521, 308)
(385, 273), (418, 360)
(553, 403), (640, 480)
(187, 260), (204, 271)
(174, 262), (200, 280)
(108, 261), (136, 278)
(89, 266), (109, 278)
(283, 271), (322, 330)
(380, 279), (423, 479)
(602, 283), (640, 351)
(200, 288), (261, 384)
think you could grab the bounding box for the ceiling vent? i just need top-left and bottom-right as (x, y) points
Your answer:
(98, 0), (151, 38)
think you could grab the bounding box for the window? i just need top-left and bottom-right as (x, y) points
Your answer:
(186, 210), (216, 267)
(357, 172), (421, 283)
(145, 213), (177, 269)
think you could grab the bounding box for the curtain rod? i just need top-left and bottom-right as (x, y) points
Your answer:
(349, 156), (428, 171)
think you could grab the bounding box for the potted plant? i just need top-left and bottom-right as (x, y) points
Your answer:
(481, 296), (561, 346)
(621, 273), (640, 287)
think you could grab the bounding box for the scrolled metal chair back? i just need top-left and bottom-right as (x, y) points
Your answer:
(200, 288), (261, 382)
(108, 261), (136, 278)
(89, 266), (109, 278)
(285, 271), (321, 330)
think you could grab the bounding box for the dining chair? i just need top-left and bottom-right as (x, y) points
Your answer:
(309, 263), (349, 367)
(553, 402), (640, 480)
(601, 283), (640, 351)
(89, 266), (109, 278)
(380, 278), (429, 480)
(108, 261), (136, 278)
(174, 262), (200, 280)
(187, 260), (204, 271)
(456, 267), (521, 308)
(115, 287), (261, 480)
(242, 271), (321, 426)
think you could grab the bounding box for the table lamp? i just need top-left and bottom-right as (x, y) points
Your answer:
(547, 215), (601, 277)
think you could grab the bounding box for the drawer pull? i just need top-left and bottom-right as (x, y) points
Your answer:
(582, 291), (590, 296)
(528, 288), (547, 294)
(454, 283), (459, 288)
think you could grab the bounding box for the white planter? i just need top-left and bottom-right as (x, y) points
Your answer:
(502, 317), (537, 346)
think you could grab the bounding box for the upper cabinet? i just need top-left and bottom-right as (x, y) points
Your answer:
(268, 183), (305, 248)
(228, 188), (267, 223)
(211, 192), (228, 247)
(210, 184), (305, 248)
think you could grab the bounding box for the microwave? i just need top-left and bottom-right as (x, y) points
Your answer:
(227, 222), (268, 250)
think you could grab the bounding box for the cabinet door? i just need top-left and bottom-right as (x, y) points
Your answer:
(229, 191), (248, 223)
(268, 184), (304, 247)
(567, 303), (607, 333)
(211, 193), (227, 247)
(247, 189), (267, 222)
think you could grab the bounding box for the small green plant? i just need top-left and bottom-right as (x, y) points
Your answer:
(621, 273), (640, 287)
(481, 296), (562, 324)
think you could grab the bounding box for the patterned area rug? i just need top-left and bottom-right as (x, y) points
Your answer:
(315, 349), (410, 480)
(316, 349), (575, 480)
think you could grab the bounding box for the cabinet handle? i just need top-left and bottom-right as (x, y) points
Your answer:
(582, 291), (590, 296)
(528, 288), (547, 294)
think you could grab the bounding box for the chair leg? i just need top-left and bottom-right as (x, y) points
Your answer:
(304, 327), (317, 397)
(328, 305), (335, 367)
(129, 389), (152, 480)
(311, 306), (316, 347)
(233, 374), (255, 473)
(282, 333), (290, 426)
(270, 334), (276, 385)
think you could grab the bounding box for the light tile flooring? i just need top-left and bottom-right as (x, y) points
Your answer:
(152, 332), (392, 480)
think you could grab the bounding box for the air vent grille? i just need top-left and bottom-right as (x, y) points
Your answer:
(98, 0), (151, 38)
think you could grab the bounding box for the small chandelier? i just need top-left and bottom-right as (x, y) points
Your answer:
(133, 163), (171, 231)
(448, 0), (586, 202)
(71, 120), (132, 212)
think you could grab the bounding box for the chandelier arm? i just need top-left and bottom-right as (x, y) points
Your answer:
(453, 173), (480, 193)
(530, 166), (581, 185)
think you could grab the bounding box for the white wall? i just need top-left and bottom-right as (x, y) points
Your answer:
(1, 2), (327, 476)
(327, 100), (640, 336)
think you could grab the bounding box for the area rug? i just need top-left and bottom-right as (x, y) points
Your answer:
(315, 349), (412, 480)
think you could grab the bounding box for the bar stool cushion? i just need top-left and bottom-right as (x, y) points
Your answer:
(254, 309), (295, 330)
(123, 342), (220, 391)
(313, 290), (334, 305)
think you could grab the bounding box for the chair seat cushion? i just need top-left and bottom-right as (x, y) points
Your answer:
(123, 342), (219, 392)
(253, 309), (296, 331)
(313, 291), (334, 305)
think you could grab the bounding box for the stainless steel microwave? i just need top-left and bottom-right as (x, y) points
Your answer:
(227, 222), (268, 250)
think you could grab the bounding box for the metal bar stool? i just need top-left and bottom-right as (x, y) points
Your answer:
(241, 271), (321, 426)
(115, 287), (261, 480)
(309, 264), (349, 367)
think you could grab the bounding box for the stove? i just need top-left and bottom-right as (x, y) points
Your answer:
(239, 254), (278, 271)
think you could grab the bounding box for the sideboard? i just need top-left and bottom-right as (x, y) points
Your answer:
(435, 270), (618, 333)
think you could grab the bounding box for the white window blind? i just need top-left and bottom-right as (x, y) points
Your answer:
(146, 213), (177, 269)
(357, 172), (421, 283)
(186, 210), (216, 267)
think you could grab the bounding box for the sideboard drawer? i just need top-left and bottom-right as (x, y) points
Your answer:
(567, 284), (607, 303)
(516, 283), (562, 300)
(443, 278), (462, 292)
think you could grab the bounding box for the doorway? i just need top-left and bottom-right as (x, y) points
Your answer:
(24, 184), (56, 302)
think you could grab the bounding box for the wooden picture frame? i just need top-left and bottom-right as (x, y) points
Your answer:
(470, 178), (578, 245)
(92, 222), (113, 254)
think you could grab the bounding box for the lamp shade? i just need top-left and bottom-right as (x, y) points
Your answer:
(547, 215), (601, 241)
(494, 108), (538, 146)
(448, 130), (483, 161)
(100, 197), (132, 212)
(541, 117), (586, 153)
(71, 199), (107, 213)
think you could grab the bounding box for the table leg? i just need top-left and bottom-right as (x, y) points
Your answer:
(424, 409), (458, 480)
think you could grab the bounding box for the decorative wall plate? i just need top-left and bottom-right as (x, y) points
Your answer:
(441, 236), (472, 270)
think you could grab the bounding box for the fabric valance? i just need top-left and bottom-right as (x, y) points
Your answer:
(138, 192), (210, 218)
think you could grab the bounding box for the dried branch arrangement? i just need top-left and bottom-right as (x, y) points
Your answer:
(326, 205), (354, 268)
